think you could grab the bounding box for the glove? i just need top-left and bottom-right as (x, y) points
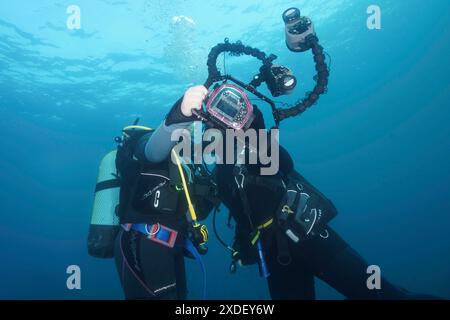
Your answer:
(188, 223), (209, 255)
(230, 233), (259, 267)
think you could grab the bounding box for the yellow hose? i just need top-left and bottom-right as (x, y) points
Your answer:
(171, 149), (198, 223)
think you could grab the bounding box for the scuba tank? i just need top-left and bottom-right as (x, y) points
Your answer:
(87, 150), (121, 258)
(88, 118), (153, 258)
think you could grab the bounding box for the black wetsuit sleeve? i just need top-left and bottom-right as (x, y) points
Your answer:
(165, 98), (198, 126)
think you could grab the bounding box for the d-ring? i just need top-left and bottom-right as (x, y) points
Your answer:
(319, 229), (329, 239)
(277, 255), (292, 266)
(145, 223), (160, 236)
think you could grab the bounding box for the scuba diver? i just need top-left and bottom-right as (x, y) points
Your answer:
(133, 8), (439, 300)
(87, 87), (218, 299)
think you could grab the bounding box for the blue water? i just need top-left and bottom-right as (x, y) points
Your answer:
(0, 0), (449, 299)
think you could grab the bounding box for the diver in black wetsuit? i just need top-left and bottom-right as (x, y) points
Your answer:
(114, 7), (440, 300)
(213, 107), (421, 300)
(112, 129), (189, 300)
(151, 85), (439, 300)
(111, 86), (214, 300)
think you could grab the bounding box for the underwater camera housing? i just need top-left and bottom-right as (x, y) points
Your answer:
(283, 7), (316, 52)
(197, 7), (329, 129)
(206, 83), (254, 130)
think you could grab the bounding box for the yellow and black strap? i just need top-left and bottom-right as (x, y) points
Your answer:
(172, 149), (209, 245)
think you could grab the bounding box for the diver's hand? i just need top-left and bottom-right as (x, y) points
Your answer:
(181, 85), (208, 117)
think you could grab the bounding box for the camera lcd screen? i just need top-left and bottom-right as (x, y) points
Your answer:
(217, 99), (239, 118)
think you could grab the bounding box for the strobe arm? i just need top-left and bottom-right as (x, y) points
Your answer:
(204, 39), (276, 89)
(276, 35), (329, 121)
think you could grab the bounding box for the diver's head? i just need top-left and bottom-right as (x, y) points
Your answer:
(247, 105), (266, 131)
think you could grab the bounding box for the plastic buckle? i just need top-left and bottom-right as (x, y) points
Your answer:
(279, 205), (293, 222)
(234, 173), (245, 189)
(148, 224), (178, 248)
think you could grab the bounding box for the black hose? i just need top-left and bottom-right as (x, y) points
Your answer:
(212, 206), (234, 252)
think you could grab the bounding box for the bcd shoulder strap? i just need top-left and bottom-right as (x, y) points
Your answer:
(115, 124), (154, 220)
